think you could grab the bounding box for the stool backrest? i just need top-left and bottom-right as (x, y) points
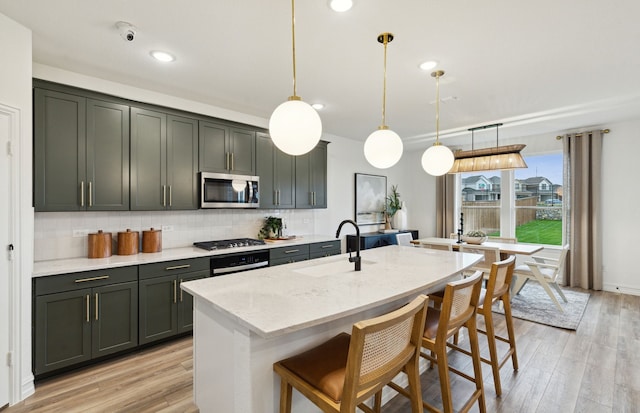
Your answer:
(484, 256), (516, 306)
(342, 294), (428, 407)
(438, 271), (483, 340)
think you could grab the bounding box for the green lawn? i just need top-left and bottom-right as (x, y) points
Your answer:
(489, 219), (562, 245)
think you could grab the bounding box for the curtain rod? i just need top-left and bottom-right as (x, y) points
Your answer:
(555, 129), (610, 140)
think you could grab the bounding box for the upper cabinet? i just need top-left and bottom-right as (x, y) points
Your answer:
(34, 88), (130, 212)
(130, 108), (198, 211)
(199, 121), (255, 176)
(256, 132), (295, 209)
(295, 142), (328, 209)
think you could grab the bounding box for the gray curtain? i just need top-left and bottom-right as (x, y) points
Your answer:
(436, 174), (456, 238)
(563, 131), (603, 290)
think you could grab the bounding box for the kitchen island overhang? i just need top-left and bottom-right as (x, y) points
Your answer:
(182, 245), (482, 412)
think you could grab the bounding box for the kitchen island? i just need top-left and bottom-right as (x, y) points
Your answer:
(181, 245), (481, 413)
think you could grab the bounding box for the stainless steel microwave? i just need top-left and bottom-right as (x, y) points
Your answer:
(200, 172), (259, 208)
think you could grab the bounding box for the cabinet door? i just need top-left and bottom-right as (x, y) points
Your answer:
(91, 281), (138, 358)
(139, 274), (178, 345)
(198, 121), (229, 173)
(177, 270), (210, 333)
(229, 127), (256, 175)
(34, 89), (86, 211)
(167, 115), (198, 210)
(86, 99), (130, 210)
(34, 289), (92, 375)
(295, 142), (327, 209)
(256, 133), (295, 209)
(130, 107), (167, 210)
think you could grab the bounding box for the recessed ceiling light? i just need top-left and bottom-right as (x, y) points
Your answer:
(329, 0), (353, 12)
(150, 50), (175, 62)
(311, 103), (325, 110)
(419, 60), (438, 71)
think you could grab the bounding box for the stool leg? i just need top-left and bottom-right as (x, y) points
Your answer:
(405, 357), (423, 413)
(435, 340), (454, 413)
(502, 293), (519, 370)
(279, 378), (292, 413)
(467, 316), (487, 413)
(483, 308), (502, 396)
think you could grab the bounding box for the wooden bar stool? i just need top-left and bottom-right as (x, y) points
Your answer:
(389, 271), (486, 413)
(273, 294), (429, 413)
(448, 256), (518, 396)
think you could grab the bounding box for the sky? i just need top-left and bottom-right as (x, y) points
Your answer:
(515, 153), (563, 185)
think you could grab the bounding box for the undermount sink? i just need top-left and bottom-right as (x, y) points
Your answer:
(293, 257), (377, 277)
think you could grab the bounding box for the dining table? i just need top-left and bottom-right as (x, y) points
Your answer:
(411, 237), (544, 257)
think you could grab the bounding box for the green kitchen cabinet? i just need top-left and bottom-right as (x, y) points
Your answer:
(199, 120), (256, 175)
(34, 88), (130, 211)
(130, 108), (198, 210)
(256, 132), (295, 209)
(269, 244), (310, 267)
(138, 258), (209, 345)
(295, 141), (328, 208)
(33, 267), (138, 377)
(309, 240), (341, 259)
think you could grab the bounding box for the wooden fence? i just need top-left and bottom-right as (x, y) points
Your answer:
(461, 197), (538, 234)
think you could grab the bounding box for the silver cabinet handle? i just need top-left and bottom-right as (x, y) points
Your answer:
(284, 249), (299, 254)
(173, 280), (177, 304)
(88, 181), (93, 207)
(165, 264), (191, 271)
(163, 185), (167, 207)
(321, 244), (333, 249)
(231, 153), (234, 171)
(80, 181), (85, 207)
(95, 292), (99, 321)
(85, 294), (90, 322)
(169, 185), (172, 207)
(277, 190), (280, 205)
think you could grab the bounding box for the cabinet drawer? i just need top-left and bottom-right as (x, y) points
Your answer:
(35, 266), (138, 296)
(269, 244), (310, 261)
(309, 240), (341, 259)
(270, 255), (309, 267)
(139, 257), (210, 279)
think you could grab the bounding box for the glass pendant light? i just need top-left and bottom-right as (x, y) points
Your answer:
(364, 33), (403, 169)
(421, 70), (455, 176)
(269, 0), (322, 156)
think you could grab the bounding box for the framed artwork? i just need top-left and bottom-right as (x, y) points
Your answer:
(355, 173), (387, 225)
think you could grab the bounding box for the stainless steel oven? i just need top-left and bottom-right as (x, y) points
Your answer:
(193, 238), (269, 275)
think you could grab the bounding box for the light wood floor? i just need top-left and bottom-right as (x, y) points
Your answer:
(3, 289), (639, 412)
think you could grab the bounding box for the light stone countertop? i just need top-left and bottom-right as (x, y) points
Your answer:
(181, 245), (482, 338)
(32, 235), (336, 277)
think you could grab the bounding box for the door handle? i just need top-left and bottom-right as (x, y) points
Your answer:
(163, 185), (167, 207)
(80, 181), (85, 207)
(173, 280), (177, 304)
(85, 294), (90, 323)
(169, 185), (172, 207)
(231, 153), (234, 171)
(95, 292), (99, 321)
(88, 181), (93, 207)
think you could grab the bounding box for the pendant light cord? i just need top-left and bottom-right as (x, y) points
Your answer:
(435, 73), (440, 144)
(291, 0), (297, 98)
(381, 34), (388, 128)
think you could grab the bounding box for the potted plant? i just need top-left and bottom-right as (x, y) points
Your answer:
(258, 216), (283, 239)
(462, 230), (487, 244)
(386, 185), (407, 229)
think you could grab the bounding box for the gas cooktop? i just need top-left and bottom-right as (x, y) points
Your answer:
(193, 238), (265, 251)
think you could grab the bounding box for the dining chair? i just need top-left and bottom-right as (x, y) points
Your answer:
(395, 232), (414, 247)
(446, 256), (518, 397)
(419, 240), (453, 251)
(458, 244), (501, 277)
(388, 272), (486, 413)
(512, 244), (569, 312)
(273, 294), (429, 413)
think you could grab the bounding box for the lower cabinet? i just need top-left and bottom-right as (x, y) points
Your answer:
(270, 240), (341, 266)
(309, 240), (341, 259)
(33, 267), (138, 376)
(138, 257), (209, 345)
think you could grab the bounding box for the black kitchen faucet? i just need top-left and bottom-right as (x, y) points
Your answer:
(335, 219), (361, 271)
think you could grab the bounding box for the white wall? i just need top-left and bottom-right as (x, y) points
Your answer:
(601, 119), (640, 295)
(0, 12), (34, 404)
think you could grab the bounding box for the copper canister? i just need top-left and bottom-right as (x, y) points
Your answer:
(117, 229), (139, 255)
(88, 230), (112, 258)
(142, 227), (162, 253)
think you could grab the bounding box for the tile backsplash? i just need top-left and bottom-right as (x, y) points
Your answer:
(34, 209), (317, 261)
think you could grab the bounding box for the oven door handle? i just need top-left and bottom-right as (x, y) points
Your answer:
(213, 261), (269, 275)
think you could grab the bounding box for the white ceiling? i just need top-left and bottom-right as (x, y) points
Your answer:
(2, 0), (640, 150)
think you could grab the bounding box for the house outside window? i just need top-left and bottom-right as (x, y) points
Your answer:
(458, 152), (563, 245)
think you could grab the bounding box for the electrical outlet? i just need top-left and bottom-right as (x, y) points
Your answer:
(161, 225), (174, 232)
(72, 229), (91, 237)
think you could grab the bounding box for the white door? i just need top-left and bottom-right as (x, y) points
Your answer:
(0, 108), (12, 407)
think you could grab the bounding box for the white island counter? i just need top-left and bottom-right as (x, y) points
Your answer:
(181, 245), (481, 413)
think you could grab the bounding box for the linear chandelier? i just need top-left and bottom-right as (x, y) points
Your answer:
(448, 123), (528, 173)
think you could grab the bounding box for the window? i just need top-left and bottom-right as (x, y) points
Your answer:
(458, 152), (563, 246)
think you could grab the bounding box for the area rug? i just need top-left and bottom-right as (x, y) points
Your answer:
(493, 281), (590, 330)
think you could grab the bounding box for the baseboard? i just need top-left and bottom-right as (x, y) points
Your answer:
(20, 375), (34, 403)
(603, 283), (640, 296)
